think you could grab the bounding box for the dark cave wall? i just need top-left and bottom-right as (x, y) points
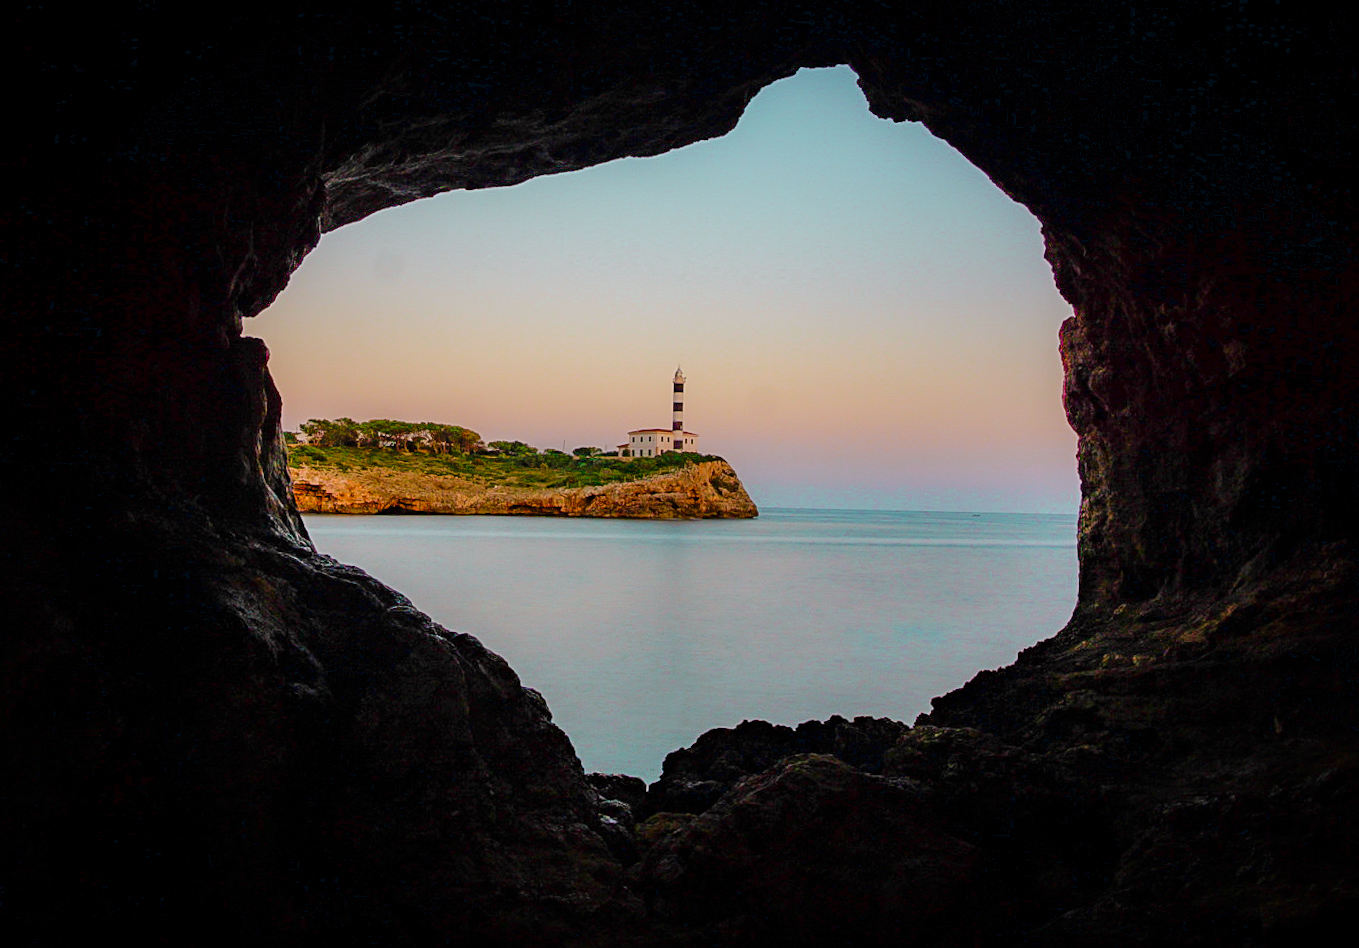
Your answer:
(1056, 199), (1358, 610)
(2, 1), (1355, 942)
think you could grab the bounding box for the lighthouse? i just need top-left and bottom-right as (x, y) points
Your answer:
(621, 368), (701, 457)
(672, 366), (685, 452)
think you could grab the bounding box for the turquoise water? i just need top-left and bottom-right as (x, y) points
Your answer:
(304, 508), (1078, 781)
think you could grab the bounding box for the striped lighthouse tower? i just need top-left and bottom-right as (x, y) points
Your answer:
(672, 367), (685, 452)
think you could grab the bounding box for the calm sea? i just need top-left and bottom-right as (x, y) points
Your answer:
(304, 508), (1078, 781)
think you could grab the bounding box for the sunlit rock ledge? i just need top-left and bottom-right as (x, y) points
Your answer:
(290, 458), (758, 519)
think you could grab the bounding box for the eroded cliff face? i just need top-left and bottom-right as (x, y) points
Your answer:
(290, 459), (757, 518)
(3, 2), (1354, 944)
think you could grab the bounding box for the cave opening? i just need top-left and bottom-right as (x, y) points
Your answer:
(258, 65), (1079, 779)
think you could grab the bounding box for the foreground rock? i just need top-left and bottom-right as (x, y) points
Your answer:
(642, 716), (909, 816)
(290, 459), (758, 518)
(634, 755), (981, 946)
(632, 719), (1113, 944)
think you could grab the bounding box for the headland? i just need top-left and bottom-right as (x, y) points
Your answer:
(288, 445), (757, 518)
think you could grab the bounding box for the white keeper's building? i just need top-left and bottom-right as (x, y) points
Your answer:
(620, 368), (700, 457)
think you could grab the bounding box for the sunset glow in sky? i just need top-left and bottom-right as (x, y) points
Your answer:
(257, 66), (1079, 513)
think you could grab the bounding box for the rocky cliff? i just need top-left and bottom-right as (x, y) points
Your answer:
(290, 459), (758, 518)
(4, 3), (1355, 945)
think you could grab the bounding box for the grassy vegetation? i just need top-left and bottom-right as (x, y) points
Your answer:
(286, 444), (722, 490)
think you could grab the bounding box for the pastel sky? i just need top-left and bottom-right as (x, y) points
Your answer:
(256, 66), (1080, 513)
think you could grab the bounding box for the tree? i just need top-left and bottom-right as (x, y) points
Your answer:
(298, 417), (482, 454)
(299, 417), (360, 447)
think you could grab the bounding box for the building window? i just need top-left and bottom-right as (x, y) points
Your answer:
(673, 403), (683, 412)
(674, 384), (684, 393)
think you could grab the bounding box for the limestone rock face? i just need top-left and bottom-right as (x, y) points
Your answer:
(4, 2), (1356, 944)
(290, 459), (758, 518)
